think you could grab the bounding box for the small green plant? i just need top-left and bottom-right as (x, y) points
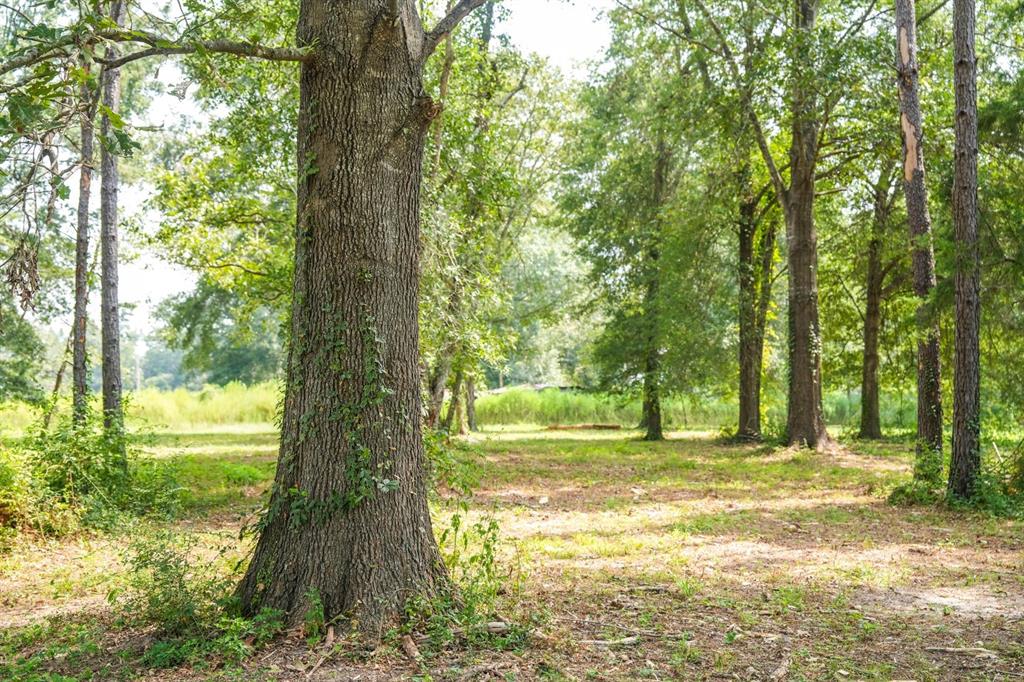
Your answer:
(888, 478), (943, 507)
(670, 638), (702, 666)
(113, 527), (233, 636)
(303, 587), (326, 645)
(113, 526), (284, 668)
(400, 506), (529, 655)
(424, 428), (480, 497)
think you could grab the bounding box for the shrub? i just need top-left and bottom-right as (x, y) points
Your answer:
(473, 387), (735, 429)
(0, 402), (180, 545)
(113, 527), (284, 668)
(114, 528), (233, 635)
(425, 428), (480, 497)
(963, 437), (1024, 518)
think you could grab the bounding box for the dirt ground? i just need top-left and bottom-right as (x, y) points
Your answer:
(1, 428), (1022, 680)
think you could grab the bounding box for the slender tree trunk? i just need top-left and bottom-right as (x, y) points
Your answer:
(640, 247), (663, 442)
(641, 141), (670, 443)
(443, 369), (463, 432)
(860, 227), (884, 439)
(784, 0), (829, 449)
(425, 352), (452, 429)
(99, 0), (125, 435)
(73, 66), (94, 425)
(237, 0), (484, 634)
(641, 345), (663, 441)
(737, 172), (774, 441)
(949, 0), (981, 498)
(465, 377), (477, 431)
(896, 0), (943, 482)
(454, 397), (465, 435)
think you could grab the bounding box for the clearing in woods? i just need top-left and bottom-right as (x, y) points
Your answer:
(1, 427), (1023, 680)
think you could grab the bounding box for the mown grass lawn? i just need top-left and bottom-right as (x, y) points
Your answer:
(2, 426), (1023, 680)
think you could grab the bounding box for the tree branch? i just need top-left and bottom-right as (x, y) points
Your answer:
(688, 0), (789, 214)
(1, 28), (309, 77)
(98, 39), (311, 70)
(423, 0), (488, 58)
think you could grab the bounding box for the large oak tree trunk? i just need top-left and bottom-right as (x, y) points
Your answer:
(949, 0), (981, 498)
(237, 0), (477, 634)
(99, 1), (124, 435)
(72, 67), (94, 425)
(783, 0), (829, 449)
(896, 0), (943, 482)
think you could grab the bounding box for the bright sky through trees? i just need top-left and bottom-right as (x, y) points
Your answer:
(112, 0), (613, 341)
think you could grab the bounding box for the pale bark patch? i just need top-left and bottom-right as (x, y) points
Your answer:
(901, 112), (920, 181)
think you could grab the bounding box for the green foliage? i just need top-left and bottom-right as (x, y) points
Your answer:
(114, 528), (232, 636)
(0, 297), (44, 403)
(959, 438), (1024, 518)
(424, 428), (481, 497)
(302, 588), (326, 645)
(402, 508), (529, 654)
(0, 403), (179, 544)
(113, 526), (285, 668)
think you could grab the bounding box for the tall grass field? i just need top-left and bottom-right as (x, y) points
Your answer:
(0, 382), (940, 438)
(0, 382), (281, 437)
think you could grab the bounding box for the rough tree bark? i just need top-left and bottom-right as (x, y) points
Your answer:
(783, 0), (829, 449)
(895, 0), (943, 481)
(73, 63), (94, 425)
(237, 0), (487, 634)
(99, 0), (125, 434)
(949, 0), (981, 498)
(737, 169), (776, 442)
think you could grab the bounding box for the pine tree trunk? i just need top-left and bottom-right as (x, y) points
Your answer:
(859, 230), (884, 440)
(896, 0), (944, 482)
(466, 378), (477, 431)
(949, 0), (981, 498)
(784, 0), (829, 449)
(237, 0), (484, 634)
(100, 0), (124, 435)
(73, 66), (94, 425)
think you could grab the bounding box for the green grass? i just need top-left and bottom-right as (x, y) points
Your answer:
(3, 424), (1024, 680)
